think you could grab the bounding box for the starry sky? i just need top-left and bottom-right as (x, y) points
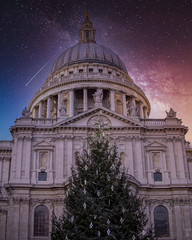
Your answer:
(0, 0), (192, 143)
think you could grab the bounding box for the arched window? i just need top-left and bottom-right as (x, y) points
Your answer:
(154, 205), (169, 237)
(34, 205), (49, 236)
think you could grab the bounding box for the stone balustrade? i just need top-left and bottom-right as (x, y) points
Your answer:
(33, 72), (145, 100)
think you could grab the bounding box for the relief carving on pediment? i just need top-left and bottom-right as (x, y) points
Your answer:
(87, 115), (111, 128)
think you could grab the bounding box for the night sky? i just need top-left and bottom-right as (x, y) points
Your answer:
(0, 0), (192, 143)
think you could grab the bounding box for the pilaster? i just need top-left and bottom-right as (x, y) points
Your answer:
(38, 101), (43, 118)
(110, 90), (115, 111)
(83, 88), (88, 111)
(47, 96), (52, 118)
(57, 92), (61, 118)
(139, 101), (144, 118)
(122, 93), (127, 117)
(69, 90), (74, 117)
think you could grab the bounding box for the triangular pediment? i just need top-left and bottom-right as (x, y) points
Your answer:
(54, 107), (142, 128)
(147, 141), (165, 147)
(33, 140), (54, 148)
(145, 141), (166, 151)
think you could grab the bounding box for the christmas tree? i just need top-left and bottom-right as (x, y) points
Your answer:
(51, 125), (155, 240)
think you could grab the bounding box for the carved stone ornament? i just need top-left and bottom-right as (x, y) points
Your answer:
(87, 115), (111, 128)
(22, 107), (31, 117)
(59, 102), (67, 116)
(166, 107), (176, 118)
(128, 96), (138, 117)
(0, 186), (8, 198)
(93, 89), (103, 107)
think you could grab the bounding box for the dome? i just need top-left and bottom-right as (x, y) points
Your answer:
(50, 42), (128, 74)
(29, 9), (151, 120)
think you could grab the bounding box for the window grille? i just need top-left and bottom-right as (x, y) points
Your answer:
(34, 205), (49, 236)
(154, 205), (169, 237)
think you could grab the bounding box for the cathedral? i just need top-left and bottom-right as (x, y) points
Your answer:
(0, 10), (192, 240)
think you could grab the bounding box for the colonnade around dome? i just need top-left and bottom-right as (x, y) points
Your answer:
(30, 63), (150, 120)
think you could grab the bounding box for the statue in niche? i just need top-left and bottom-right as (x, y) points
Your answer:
(39, 153), (48, 168)
(60, 101), (67, 116)
(93, 89), (103, 107)
(166, 108), (176, 118)
(22, 107), (31, 117)
(51, 98), (57, 118)
(128, 97), (137, 117)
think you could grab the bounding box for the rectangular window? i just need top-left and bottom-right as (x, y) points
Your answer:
(79, 69), (83, 73)
(154, 172), (162, 181)
(69, 71), (73, 75)
(99, 69), (103, 73)
(89, 68), (93, 73)
(38, 172), (47, 181)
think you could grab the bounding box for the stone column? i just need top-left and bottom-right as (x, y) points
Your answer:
(143, 106), (148, 119)
(110, 90), (115, 111)
(122, 93), (127, 117)
(55, 138), (64, 183)
(38, 101), (43, 118)
(6, 204), (20, 240)
(176, 139), (186, 182)
(174, 205), (183, 240)
(57, 92), (61, 118)
(183, 205), (192, 239)
(146, 151), (153, 184)
(19, 203), (29, 240)
(69, 90), (74, 117)
(0, 211), (7, 240)
(83, 88), (88, 111)
(31, 150), (37, 184)
(47, 96), (52, 118)
(135, 138), (145, 183)
(127, 139), (134, 176)
(16, 137), (23, 180)
(139, 101), (144, 118)
(162, 151), (170, 184)
(168, 139), (178, 183)
(34, 107), (38, 118)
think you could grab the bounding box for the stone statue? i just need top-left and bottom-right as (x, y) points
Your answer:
(59, 102), (67, 116)
(128, 97), (137, 117)
(22, 107), (30, 117)
(166, 108), (176, 118)
(93, 89), (103, 107)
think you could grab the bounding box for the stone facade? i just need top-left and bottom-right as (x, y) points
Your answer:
(0, 11), (192, 240)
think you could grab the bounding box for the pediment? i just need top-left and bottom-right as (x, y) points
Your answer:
(55, 107), (142, 128)
(147, 141), (165, 147)
(33, 140), (54, 149)
(145, 141), (166, 151)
